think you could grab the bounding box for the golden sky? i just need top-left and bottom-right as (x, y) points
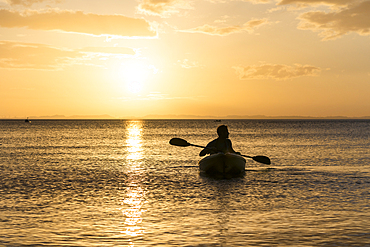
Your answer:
(1, 0), (369, 118)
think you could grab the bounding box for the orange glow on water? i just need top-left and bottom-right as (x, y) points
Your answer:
(121, 120), (145, 240)
(125, 121), (143, 161)
(121, 185), (145, 237)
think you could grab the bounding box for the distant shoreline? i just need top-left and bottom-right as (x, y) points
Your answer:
(1, 115), (370, 120)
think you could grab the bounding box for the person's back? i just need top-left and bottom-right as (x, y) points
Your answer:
(199, 125), (240, 156)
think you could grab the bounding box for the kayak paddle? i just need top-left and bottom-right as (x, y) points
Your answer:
(169, 138), (271, 165)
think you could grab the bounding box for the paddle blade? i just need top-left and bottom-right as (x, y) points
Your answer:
(252, 156), (271, 165)
(169, 138), (190, 147)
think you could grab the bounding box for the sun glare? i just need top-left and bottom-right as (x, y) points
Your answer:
(127, 81), (143, 94)
(110, 59), (158, 96)
(119, 61), (151, 95)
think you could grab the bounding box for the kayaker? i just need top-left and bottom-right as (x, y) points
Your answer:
(199, 125), (241, 156)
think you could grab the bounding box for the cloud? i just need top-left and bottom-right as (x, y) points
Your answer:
(137, 0), (192, 17)
(207, 0), (271, 4)
(4, 0), (62, 6)
(177, 59), (202, 69)
(297, 1), (370, 40)
(233, 63), (321, 80)
(181, 18), (268, 36)
(0, 41), (136, 70)
(0, 9), (156, 37)
(0, 41), (80, 69)
(278, 0), (356, 6)
(79, 47), (136, 56)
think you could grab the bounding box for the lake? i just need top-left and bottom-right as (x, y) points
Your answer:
(0, 119), (369, 246)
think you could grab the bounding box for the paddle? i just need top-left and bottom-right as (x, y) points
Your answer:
(169, 138), (271, 165)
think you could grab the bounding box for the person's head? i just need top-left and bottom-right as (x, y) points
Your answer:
(217, 125), (229, 138)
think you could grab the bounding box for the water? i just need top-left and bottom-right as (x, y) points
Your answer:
(0, 119), (369, 246)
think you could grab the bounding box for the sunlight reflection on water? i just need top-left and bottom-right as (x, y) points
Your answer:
(125, 121), (143, 161)
(121, 121), (146, 242)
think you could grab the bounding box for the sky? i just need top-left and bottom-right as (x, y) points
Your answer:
(0, 0), (369, 119)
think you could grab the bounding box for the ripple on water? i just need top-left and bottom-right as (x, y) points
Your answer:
(1, 119), (370, 246)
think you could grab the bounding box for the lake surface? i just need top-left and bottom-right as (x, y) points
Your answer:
(1, 119), (369, 246)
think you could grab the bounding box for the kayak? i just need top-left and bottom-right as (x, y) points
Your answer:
(199, 153), (246, 177)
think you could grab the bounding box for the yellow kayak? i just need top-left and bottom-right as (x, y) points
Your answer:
(199, 153), (246, 176)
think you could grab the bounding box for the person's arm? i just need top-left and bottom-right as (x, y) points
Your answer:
(199, 140), (217, 156)
(199, 148), (210, 157)
(227, 139), (241, 155)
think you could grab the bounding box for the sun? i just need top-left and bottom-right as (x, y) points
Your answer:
(127, 80), (143, 94)
(121, 61), (149, 94)
(111, 59), (158, 95)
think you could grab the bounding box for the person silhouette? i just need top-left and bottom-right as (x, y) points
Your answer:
(199, 125), (241, 157)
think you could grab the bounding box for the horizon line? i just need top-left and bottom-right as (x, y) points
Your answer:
(1, 114), (370, 120)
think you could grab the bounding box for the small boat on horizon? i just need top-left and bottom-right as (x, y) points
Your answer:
(25, 117), (31, 123)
